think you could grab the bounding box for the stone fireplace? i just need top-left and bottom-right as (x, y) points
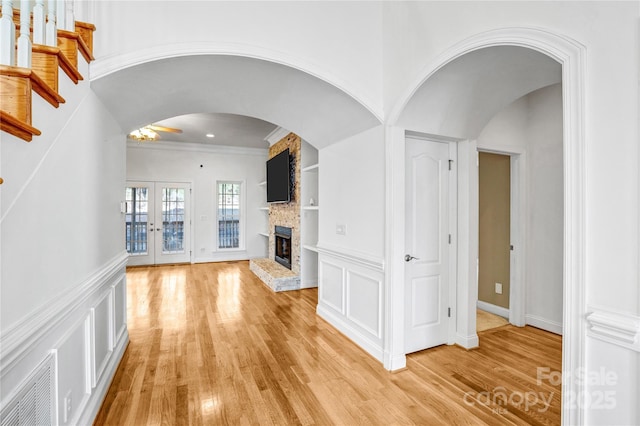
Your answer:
(248, 132), (302, 292)
(274, 226), (292, 270)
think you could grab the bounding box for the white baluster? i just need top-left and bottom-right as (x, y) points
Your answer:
(64, 0), (74, 31)
(33, 0), (45, 45)
(17, 0), (31, 67)
(0, 0), (15, 65)
(56, 0), (64, 31)
(45, 0), (56, 47)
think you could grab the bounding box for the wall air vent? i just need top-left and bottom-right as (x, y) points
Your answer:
(0, 353), (55, 426)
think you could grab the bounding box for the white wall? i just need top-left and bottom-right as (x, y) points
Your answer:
(1, 57), (128, 424)
(385, 1), (639, 310)
(384, 3), (638, 423)
(1, 82), (125, 331)
(478, 84), (564, 333)
(126, 142), (268, 263)
(1, 2), (632, 425)
(318, 126), (385, 259)
(316, 126), (386, 361)
(91, 1), (384, 120)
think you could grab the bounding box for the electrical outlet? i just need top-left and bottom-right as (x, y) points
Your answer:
(63, 390), (72, 423)
(336, 224), (347, 235)
(495, 282), (503, 294)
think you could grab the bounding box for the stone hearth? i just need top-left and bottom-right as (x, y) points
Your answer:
(249, 258), (300, 292)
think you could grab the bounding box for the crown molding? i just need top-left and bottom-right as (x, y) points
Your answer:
(126, 139), (268, 157)
(264, 126), (291, 146)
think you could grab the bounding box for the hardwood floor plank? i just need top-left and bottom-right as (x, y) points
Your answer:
(95, 261), (561, 425)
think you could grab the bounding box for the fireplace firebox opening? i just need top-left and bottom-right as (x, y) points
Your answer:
(274, 226), (292, 270)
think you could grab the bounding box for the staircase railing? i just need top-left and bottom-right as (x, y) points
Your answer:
(0, 0), (95, 189)
(0, 0), (95, 144)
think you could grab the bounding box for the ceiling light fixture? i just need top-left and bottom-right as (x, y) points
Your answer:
(128, 126), (159, 142)
(206, 133), (215, 138)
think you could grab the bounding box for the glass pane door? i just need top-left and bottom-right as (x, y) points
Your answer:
(125, 182), (191, 266)
(126, 183), (155, 266)
(125, 186), (149, 255)
(161, 187), (186, 253)
(155, 183), (191, 265)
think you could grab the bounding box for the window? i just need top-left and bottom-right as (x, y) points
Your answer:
(217, 182), (242, 249)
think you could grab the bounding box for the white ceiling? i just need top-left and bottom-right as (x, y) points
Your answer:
(91, 55), (381, 149)
(398, 46), (562, 139)
(93, 48), (560, 147)
(141, 112), (277, 148)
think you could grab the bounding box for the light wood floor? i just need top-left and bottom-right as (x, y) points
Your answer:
(95, 262), (561, 425)
(477, 309), (510, 332)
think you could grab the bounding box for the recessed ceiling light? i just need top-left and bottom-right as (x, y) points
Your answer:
(206, 133), (215, 138)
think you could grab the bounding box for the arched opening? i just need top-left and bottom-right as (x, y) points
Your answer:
(90, 54), (381, 149)
(91, 53), (382, 271)
(386, 28), (586, 425)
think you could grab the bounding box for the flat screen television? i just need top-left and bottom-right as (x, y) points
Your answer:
(266, 148), (290, 203)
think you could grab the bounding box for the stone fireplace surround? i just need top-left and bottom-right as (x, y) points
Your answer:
(249, 132), (302, 292)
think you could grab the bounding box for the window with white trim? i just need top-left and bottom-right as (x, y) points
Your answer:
(217, 182), (242, 249)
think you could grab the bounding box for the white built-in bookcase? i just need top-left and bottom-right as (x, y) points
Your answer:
(300, 140), (319, 287)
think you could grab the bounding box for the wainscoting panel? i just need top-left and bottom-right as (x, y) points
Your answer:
(346, 270), (382, 339)
(317, 248), (385, 362)
(113, 276), (127, 343)
(91, 290), (114, 388)
(319, 260), (345, 314)
(54, 316), (92, 425)
(0, 251), (129, 426)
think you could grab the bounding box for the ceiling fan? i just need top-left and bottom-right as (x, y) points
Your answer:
(128, 124), (183, 142)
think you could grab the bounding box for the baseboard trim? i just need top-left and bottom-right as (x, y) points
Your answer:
(525, 314), (563, 335)
(193, 252), (250, 264)
(383, 351), (407, 371)
(316, 304), (383, 363)
(456, 332), (479, 349)
(76, 329), (129, 426)
(477, 300), (510, 319)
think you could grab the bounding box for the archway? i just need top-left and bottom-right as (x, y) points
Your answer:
(385, 27), (586, 425)
(90, 54), (382, 149)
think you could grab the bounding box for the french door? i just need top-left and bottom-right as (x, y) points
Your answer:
(125, 181), (191, 266)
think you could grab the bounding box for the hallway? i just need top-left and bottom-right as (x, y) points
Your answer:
(95, 262), (561, 425)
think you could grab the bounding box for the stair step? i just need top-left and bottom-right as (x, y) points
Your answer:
(57, 29), (83, 84)
(0, 110), (41, 141)
(32, 44), (65, 107)
(0, 7), (96, 142)
(75, 21), (96, 62)
(0, 66), (43, 142)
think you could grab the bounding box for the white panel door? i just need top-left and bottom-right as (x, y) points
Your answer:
(126, 182), (191, 266)
(404, 138), (451, 353)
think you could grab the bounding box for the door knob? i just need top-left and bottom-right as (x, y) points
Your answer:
(405, 254), (419, 262)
